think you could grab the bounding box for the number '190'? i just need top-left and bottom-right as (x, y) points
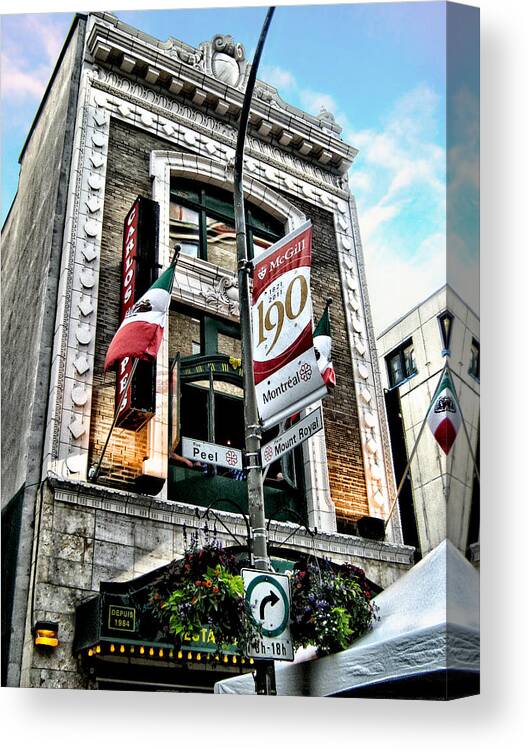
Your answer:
(256, 274), (308, 355)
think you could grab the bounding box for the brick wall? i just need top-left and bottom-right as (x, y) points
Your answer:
(1, 23), (82, 502)
(282, 194), (369, 521)
(168, 309), (200, 361)
(89, 120), (180, 486)
(91, 118), (368, 519)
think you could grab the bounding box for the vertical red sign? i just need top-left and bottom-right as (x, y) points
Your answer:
(116, 199), (140, 420)
(114, 196), (159, 430)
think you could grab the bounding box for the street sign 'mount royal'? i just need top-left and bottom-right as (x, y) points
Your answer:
(261, 406), (323, 468)
(242, 569), (293, 661)
(181, 437), (243, 471)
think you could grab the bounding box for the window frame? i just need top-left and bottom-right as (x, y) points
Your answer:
(385, 338), (418, 389)
(168, 306), (303, 496)
(169, 179), (283, 268)
(469, 337), (480, 382)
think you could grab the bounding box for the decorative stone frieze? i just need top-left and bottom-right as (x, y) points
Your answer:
(51, 478), (415, 577)
(85, 15), (356, 174)
(43, 20), (400, 543)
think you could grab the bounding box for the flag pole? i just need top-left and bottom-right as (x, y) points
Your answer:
(384, 364), (448, 530)
(233, 6), (276, 696)
(89, 357), (140, 483)
(383, 392), (433, 531)
(446, 368), (480, 483)
(89, 245), (181, 484)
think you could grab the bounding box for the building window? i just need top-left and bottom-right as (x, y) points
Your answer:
(168, 307), (304, 522)
(386, 339), (417, 388)
(169, 179), (283, 273)
(438, 311), (454, 355)
(469, 338), (480, 381)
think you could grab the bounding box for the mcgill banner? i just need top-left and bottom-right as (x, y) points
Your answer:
(252, 220), (328, 429)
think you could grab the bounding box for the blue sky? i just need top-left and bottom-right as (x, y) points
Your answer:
(1, 2), (478, 331)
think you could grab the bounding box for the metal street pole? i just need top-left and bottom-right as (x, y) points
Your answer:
(233, 6), (276, 695)
(89, 246), (181, 485)
(89, 358), (140, 483)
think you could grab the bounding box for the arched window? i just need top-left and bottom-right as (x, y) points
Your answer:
(166, 180), (305, 523)
(168, 308), (306, 523)
(169, 178), (283, 272)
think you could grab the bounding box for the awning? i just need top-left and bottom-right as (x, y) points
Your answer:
(214, 539), (479, 699)
(73, 560), (255, 691)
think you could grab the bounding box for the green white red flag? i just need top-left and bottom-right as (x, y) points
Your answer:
(427, 368), (462, 454)
(313, 305), (336, 389)
(104, 261), (177, 371)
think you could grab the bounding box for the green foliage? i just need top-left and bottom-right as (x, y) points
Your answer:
(147, 542), (261, 655)
(290, 561), (378, 656)
(146, 537), (377, 660)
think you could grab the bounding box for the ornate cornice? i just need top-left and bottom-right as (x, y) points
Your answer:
(50, 477), (415, 569)
(86, 14), (356, 175)
(90, 71), (350, 197)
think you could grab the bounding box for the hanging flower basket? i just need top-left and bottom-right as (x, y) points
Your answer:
(147, 536), (377, 660)
(290, 559), (378, 656)
(147, 540), (261, 656)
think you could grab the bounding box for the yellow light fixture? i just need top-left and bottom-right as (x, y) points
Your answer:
(130, 646), (135, 654)
(32, 621), (59, 649)
(223, 655), (228, 663)
(95, 645), (101, 654)
(249, 658), (254, 665)
(149, 647), (154, 656)
(120, 645), (125, 654)
(88, 649), (94, 657)
(110, 644), (115, 653)
(177, 650), (183, 659)
(169, 649), (174, 658)
(232, 656), (237, 664)
(139, 646), (145, 655)
(159, 649), (164, 658)
(196, 653), (201, 661)
(187, 652), (192, 660)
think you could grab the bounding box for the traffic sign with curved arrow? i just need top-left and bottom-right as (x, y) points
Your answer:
(242, 569), (294, 661)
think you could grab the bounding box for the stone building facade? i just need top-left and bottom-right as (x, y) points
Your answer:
(2, 12), (414, 691)
(377, 286), (480, 564)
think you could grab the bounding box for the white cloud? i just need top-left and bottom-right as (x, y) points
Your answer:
(346, 85), (447, 330)
(366, 231), (446, 333)
(258, 64), (349, 129)
(0, 60), (48, 98)
(253, 68), (447, 329)
(26, 15), (66, 62)
(347, 170), (372, 193)
(360, 200), (402, 243)
(260, 65), (296, 91)
(447, 87), (479, 194)
(0, 15), (69, 101)
(252, 67), (447, 329)
(384, 84), (441, 144)
(299, 89), (335, 115)
(299, 89), (350, 130)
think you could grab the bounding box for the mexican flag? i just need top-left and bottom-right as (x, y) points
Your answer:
(313, 305), (336, 388)
(427, 368), (462, 454)
(104, 261), (177, 371)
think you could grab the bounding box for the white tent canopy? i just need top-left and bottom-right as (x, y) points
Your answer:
(214, 539), (479, 698)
